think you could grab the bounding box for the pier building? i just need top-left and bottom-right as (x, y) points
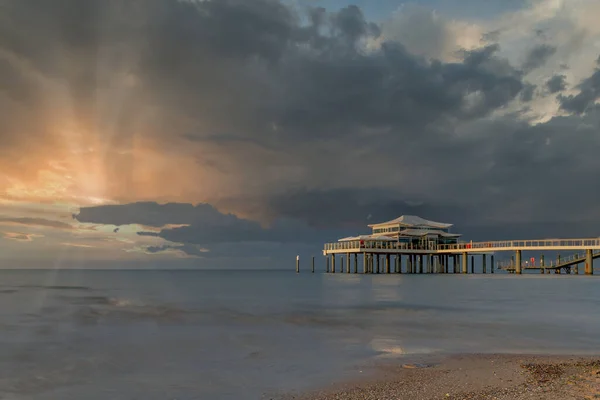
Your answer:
(321, 215), (600, 275)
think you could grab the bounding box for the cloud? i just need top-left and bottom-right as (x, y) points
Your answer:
(522, 44), (556, 73)
(3, 232), (44, 242)
(559, 67), (600, 114)
(2, 0), (600, 265)
(546, 74), (567, 93)
(0, 217), (73, 230)
(520, 83), (536, 101)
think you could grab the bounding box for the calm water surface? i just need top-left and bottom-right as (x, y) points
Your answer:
(0, 269), (599, 399)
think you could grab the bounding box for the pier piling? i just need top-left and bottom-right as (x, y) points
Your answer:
(296, 255), (299, 273)
(515, 250), (522, 275)
(312, 256), (314, 273)
(354, 254), (358, 274)
(585, 249), (593, 275)
(470, 255), (474, 274)
(491, 255), (494, 273)
(462, 253), (467, 274)
(482, 255), (486, 274)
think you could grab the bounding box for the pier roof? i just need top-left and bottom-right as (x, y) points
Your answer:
(368, 215), (453, 229)
(399, 229), (461, 238)
(338, 235), (397, 242)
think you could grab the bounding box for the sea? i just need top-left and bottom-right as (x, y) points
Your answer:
(0, 269), (599, 400)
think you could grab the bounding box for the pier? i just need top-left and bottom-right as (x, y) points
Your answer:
(317, 216), (600, 275)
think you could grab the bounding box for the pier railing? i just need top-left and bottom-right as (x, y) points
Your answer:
(437, 238), (600, 251)
(324, 241), (438, 252)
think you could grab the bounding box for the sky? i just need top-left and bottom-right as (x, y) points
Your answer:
(1, 0), (600, 268)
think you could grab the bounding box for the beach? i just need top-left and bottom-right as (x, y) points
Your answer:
(285, 354), (600, 400)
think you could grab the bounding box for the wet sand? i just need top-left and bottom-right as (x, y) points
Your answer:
(277, 354), (600, 400)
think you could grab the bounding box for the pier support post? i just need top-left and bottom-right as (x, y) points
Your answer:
(427, 255), (431, 274)
(326, 256), (329, 273)
(376, 255), (380, 274)
(470, 255), (474, 274)
(296, 255), (299, 273)
(341, 257), (344, 274)
(354, 254), (358, 274)
(363, 253), (367, 274)
(585, 249), (593, 275)
(482, 255), (486, 274)
(491, 255), (494, 274)
(312, 256), (315, 273)
(515, 250), (522, 275)
(408, 255), (412, 274)
(395, 255), (399, 273)
(574, 263), (579, 275)
(462, 253), (467, 274)
(419, 255), (424, 274)
(398, 255), (402, 273)
(386, 254), (391, 274)
(346, 253), (350, 274)
(331, 255), (336, 274)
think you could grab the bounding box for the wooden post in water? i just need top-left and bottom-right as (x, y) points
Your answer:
(470, 255), (474, 274)
(515, 250), (522, 274)
(491, 255), (494, 273)
(386, 254), (391, 274)
(296, 255), (300, 273)
(346, 253), (350, 274)
(363, 253), (367, 274)
(376, 255), (380, 274)
(326, 256), (329, 273)
(482, 254), (486, 274)
(398, 255), (403, 273)
(331, 254), (336, 274)
(419, 255), (424, 274)
(540, 254), (544, 274)
(354, 254), (358, 274)
(312, 256), (315, 273)
(341, 257), (344, 274)
(461, 253), (467, 274)
(585, 249), (593, 275)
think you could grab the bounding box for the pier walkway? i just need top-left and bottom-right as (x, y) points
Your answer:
(500, 250), (600, 274)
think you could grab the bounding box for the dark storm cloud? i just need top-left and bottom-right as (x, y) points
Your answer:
(559, 67), (600, 114)
(76, 202), (236, 228)
(76, 202), (348, 248)
(546, 74), (567, 93)
(522, 44), (556, 73)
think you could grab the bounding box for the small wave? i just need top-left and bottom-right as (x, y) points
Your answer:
(8, 285), (92, 291)
(71, 299), (191, 325)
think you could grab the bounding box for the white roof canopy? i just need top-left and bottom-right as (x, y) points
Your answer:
(368, 215), (453, 229)
(338, 235), (397, 242)
(398, 229), (461, 238)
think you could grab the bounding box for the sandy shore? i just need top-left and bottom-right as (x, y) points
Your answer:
(275, 354), (600, 400)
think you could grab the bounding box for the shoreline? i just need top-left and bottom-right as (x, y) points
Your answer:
(276, 353), (600, 400)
